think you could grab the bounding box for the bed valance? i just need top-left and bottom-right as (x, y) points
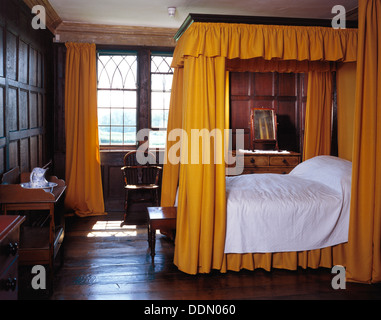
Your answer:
(172, 22), (358, 67)
(225, 58), (336, 73)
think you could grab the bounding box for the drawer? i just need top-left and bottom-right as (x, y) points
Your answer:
(0, 256), (18, 300)
(269, 156), (300, 167)
(243, 167), (294, 174)
(244, 155), (269, 167)
(0, 228), (20, 276)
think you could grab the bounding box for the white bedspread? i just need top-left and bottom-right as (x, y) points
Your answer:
(224, 156), (352, 254)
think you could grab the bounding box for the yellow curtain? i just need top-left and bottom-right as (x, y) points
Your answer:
(303, 71), (333, 160)
(172, 23), (357, 67)
(347, 0), (381, 284)
(162, 23), (357, 275)
(161, 68), (184, 207)
(337, 62), (357, 161)
(64, 42), (106, 217)
(226, 57), (336, 73)
(174, 56), (227, 274)
(222, 244), (347, 273)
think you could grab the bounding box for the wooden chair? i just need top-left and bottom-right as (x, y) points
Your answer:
(121, 151), (162, 226)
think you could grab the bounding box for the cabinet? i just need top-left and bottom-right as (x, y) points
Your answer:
(0, 215), (25, 300)
(0, 174), (66, 293)
(228, 151), (301, 175)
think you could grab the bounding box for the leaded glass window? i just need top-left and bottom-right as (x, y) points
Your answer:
(97, 54), (138, 145)
(150, 54), (173, 148)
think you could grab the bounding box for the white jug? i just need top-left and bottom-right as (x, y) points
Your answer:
(30, 167), (49, 188)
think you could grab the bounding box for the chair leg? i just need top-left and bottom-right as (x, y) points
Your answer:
(155, 189), (159, 206)
(151, 189), (159, 207)
(147, 221), (151, 247)
(121, 189), (129, 227)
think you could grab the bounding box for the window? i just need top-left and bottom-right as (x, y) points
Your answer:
(96, 51), (173, 148)
(97, 53), (138, 146)
(150, 54), (173, 148)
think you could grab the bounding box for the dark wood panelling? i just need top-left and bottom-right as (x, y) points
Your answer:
(8, 87), (18, 131)
(0, 0), (54, 177)
(20, 137), (29, 172)
(9, 141), (18, 169)
(0, 148), (4, 174)
(52, 43), (66, 180)
(19, 89), (28, 129)
(230, 72), (308, 153)
(19, 39), (29, 84)
(231, 100), (251, 129)
(0, 26), (3, 78)
(30, 91), (38, 127)
(6, 31), (18, 81)
(0, 86), (4, 137)
(138, 49), (150, 133)
(254, 72), (275, 96)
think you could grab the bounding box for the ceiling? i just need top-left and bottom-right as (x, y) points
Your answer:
(48, 0), (358, 29)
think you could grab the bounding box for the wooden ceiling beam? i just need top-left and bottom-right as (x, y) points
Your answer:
(54, 22), (176, 47)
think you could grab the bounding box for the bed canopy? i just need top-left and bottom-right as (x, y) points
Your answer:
(161, 0), (381, 284)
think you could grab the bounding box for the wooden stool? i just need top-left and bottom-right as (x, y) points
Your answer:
(147, 207), (177, 264)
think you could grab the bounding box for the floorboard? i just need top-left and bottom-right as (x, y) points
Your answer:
(18, 209), (381, 302)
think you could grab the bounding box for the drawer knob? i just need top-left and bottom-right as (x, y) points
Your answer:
(7, 242), (18, 256)
(282, 159), (288, 164)
(5, 278), (17, 291)
(250, 158), (255, 164)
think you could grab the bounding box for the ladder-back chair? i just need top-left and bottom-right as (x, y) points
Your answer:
(121, 151), (162, 225)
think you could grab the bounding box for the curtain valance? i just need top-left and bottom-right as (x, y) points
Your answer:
(226, 57), (336, 73)
(172, 22), (358, 67)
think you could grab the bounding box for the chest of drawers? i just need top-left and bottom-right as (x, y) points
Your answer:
(228, 151), (301, 175)
(0, 215), (25, 300)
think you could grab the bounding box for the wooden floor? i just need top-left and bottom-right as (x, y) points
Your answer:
(19, 208), (381, 301)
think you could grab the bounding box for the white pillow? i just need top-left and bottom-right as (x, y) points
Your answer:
(289, 156), (352, 194)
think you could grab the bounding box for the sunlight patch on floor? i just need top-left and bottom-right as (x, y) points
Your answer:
(87, 221), (138, 238)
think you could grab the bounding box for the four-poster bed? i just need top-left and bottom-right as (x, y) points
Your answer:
(161, 2), (381, 284)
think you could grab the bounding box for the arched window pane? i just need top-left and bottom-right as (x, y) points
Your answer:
(150, 54), (173, 148)
(97, 53), (137, 146)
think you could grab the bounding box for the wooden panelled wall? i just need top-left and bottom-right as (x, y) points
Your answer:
(52, 43), (66, 180)
(0, 0), (54, 177)
(230, 72), (308, 154)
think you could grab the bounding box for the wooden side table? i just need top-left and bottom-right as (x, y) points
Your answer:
(146, 207), (177, 264)
(0, 175), (66, 294)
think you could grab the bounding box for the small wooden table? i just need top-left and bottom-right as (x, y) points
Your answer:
(146, 207), (177, 264)
(0, 175), (66, 293)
